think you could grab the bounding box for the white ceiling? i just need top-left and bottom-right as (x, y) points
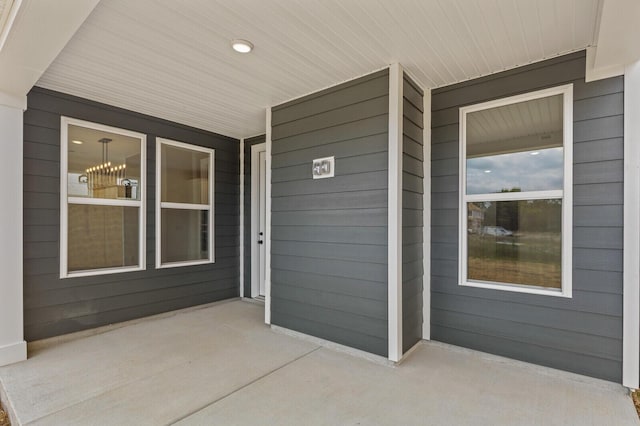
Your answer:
(36, 0), (602, 139)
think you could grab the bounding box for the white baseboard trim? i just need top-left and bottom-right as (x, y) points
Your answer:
(0, 340), (26, 367)
(271, 325), (394, 367)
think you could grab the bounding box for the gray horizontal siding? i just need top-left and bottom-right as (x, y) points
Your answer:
(270, 69), (389, 356)
(243, 135), (265, 297)
(430, 50), (624, 382)
(23, 87), (240, 341)
(402, 73), (423, 353)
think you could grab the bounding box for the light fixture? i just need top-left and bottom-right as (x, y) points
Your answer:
(82, 138), (129, 197)
(530, 151), (540, 156)
(72, 140), (83, 145)
(484, 170), (492, 173)
(231, 39), (253, 53)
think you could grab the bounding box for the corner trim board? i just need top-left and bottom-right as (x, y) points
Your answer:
(265, 108), (272, 324)
(623, 60), (640, 389)
(388, 63), (403, 361)
(423, 87), (431, 340)
(0, 340), (26, 367)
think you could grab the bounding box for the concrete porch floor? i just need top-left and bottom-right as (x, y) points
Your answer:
(0, 300), (637, 425)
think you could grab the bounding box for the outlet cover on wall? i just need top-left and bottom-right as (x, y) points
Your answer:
(312, 156), (335, 179)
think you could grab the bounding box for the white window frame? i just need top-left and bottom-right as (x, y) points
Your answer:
(155, 138), (215, 269)
(60, 117), (147, 278)
(458, 85), (573, 298)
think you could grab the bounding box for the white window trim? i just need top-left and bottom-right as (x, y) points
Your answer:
(458, 84), (573, 298)
(155, 137), (215, 269)
(60, 116), (147, 279)
(156, 138), (216, 269)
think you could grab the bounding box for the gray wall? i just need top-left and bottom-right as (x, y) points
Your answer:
(24, 87), (240, 341)
(402, 73), (424, 353)
(270, 70), (390, 357)
(431, 51), (624, 382)
(243, 134), (265, 297)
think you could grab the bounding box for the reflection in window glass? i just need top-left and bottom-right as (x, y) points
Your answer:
(466, 147), (563, 194)
(466, 94), (564, 195)
(467, 200), (561, 288)
(161, 144), (209, 204)
(68, 205), (139, 271)
(67, 124), (141, 200)
(160, 209), (208, 264)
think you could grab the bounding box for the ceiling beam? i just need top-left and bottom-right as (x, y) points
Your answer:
(586, 0), (640, 82)
(0, 0), (100, 109)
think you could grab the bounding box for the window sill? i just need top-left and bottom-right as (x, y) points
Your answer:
(61, 265), (145, 279)
(156, 259), (215, 269)
(460, 279), (572, 298)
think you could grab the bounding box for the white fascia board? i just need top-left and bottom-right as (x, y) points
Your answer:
(587, 0), (640, 82)
(623, 60), (640, 390)
(0, 0), (100, 97)
(388, 63), (403, 361)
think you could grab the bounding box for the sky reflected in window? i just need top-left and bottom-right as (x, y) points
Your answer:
(466, 147), (563, 194)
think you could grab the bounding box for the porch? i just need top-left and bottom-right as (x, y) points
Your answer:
(0, 300), (636, 425)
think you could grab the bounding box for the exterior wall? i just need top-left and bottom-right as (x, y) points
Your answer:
(243, 134), (265, 297)
(402, 73), (424, 353)
(431, 51), (624, 382)
(270, 70), (390, 356)
(23, 87), (240, 341)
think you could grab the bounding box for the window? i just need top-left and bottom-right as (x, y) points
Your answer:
(459, 85), (573, 297)
(156, 138), (214, 268)
(61, 117), (146, 278)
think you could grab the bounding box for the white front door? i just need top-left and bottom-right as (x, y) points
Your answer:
(251, 143), (267, 298)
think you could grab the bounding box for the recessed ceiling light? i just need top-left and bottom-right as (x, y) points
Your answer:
(530, 151), (540, 156)
(72, 140), (83, 145)
(231, 39), (253, 53)
(484, 170), (492, 173)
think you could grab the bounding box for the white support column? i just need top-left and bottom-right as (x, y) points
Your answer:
(388, 63), (403, 361)
(422, 88), (431, 340)
(239, 138), (245, 298)
(623, 60), (640, 389)
(265, 108), (272, 324)
(0, 99), (26, 367)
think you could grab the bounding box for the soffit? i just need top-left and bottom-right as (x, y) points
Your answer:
(36, 0), (600, 138)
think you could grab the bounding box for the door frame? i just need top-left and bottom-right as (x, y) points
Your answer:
(250, 142), (266, 298)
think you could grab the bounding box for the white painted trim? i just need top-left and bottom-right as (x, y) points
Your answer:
(0, 91), (26, 110)
(585, 46), (625, 83)
(250, 142), (266, 299)
(67, 197), (141, 207)
(60, 117), (146, 279)
(458, 84), (573, 298)
(465, 190), (563, 203)
(239, 138), (245, 298)
(0, 0), (22, 53)
(265, 108), (273, 324)
(155, 137), (215, 269)
(159, 202), (210, 210)
(0, 341), (26, 367)
(423, 88), (431, 340)
(388, 63), (403, 361)
(623, 60), (640, 390)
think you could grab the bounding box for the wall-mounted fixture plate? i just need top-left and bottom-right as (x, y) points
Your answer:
(312, 156), (335, 179)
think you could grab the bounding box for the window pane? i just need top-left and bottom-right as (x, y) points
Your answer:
(161, 144), (209, 204)
(467, 200), (561, 289)
(67, 125), (142, 200)
(161, 209), (209, 264)
(68, 205), (139, 272)
(466, 94), (563, 194)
